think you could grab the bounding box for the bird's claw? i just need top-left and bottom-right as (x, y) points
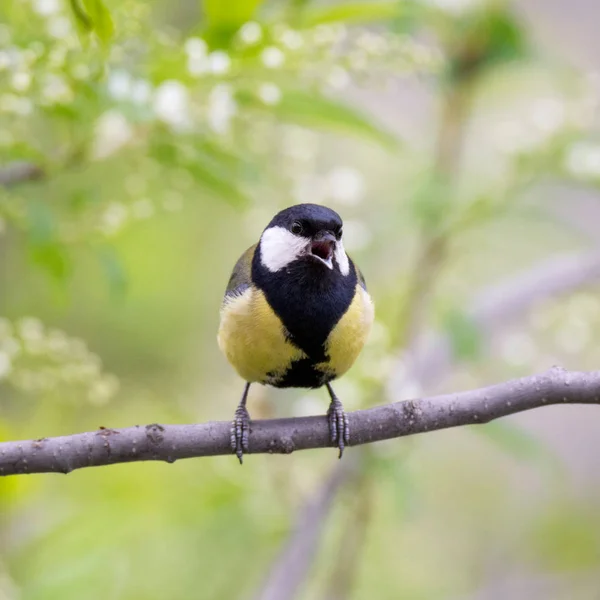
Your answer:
(230, 404), (250, 464)
(327, 397), (350, 458)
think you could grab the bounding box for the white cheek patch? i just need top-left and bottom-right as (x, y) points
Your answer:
(335, 240), (350, 276)
(260, 226), (308, 272)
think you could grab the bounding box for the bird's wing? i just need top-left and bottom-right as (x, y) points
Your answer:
(224, 244), (257, 300)
(352, 258), (368, 291)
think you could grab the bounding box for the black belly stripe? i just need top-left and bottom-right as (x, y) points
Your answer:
(252, 252), (358, 363)
(267, 357), (336, 389)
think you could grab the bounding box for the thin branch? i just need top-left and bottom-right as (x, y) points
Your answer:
(0, 162), (43, 187)
(397, 77), (474, 347)
(263, 69), (477, 600)
(265, 246), (600, 600)
(321, 470), (373, 600)
(254, 459), (358, 600)
(392, 249), (600, 397)
(1, 367), (599, 477)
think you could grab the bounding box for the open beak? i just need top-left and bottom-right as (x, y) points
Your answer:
(310, 231), (336, 269)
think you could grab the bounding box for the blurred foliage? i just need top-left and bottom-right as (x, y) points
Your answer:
(2, 0), (600, 599)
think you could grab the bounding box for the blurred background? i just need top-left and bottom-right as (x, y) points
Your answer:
(1, 0), (600, 598)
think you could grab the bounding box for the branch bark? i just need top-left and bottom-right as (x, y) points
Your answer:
(1, 367), (599, 476)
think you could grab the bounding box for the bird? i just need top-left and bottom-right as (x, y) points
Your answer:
(217, 203), (374, 463)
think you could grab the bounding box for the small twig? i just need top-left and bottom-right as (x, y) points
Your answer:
(322, 470), (373, 600)
(1, 367), (599, 477)
(0, 162), (44, 187)
(398, 80), (474, 347)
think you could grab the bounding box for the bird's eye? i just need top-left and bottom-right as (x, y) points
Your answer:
(336, 227), (343, 240)
(291, 221), (303, 235)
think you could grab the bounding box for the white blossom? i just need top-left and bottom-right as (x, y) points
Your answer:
(188, 55), (208, 76)
(279, 29), (303, 50)
(531, 97), (565, 134)
(0, 94), (32, 115)
(33, 0), (61, 16)
(92, 111), (133, 159)
(184, 37), (207, 58)
(99, 203), (128, 236)
(88, 375), (119, 405)
(327, 166), (365, 205)
(327, 66), (350, 90)
(258, 82), (281, 105)
(261, 47), (285, 69)
(186, 38), (209, 76)
(238, 22), (262, 45)
(153, 80), (190, 128)
(130, 79), (151, 105)
(565, 141), (600, 178)
(313, 25), (339, 46)
(47, 16), (71, 39)
(11, 71), (31, 92)
(421, 0), (478, 13)
(208, 51), (231, 75)
(18, 318), (43, 342)
(41, 74), (72, 104)
(207, 84), (237, 134)
(107, 70), (132, 100)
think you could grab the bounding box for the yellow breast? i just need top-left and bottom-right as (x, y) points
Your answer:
(318, 284), (374, 380)
(218, 287), (307, 384)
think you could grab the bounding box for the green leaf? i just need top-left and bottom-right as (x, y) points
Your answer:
(238, 89), (399, 149)
(69, 0), (93, 33)
(27, 199), (55, 245)
(149, 135), (251, 206)
(203, 0), (264, 26)
(70, 0), (114, 43)
(186, 161), (250, 208)
(83, 0), (114, 43)
(441, 308), (482, 361)
(30, 243), (71, 281)
(298, 1), (401, 27)
(25, 201), (71, 281)
(97, 247), (128, 298)
(446, 5), (527, 83)
(202, 0), (265, 47)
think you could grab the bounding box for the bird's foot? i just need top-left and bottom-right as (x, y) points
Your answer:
(327, 397), (350, 458)
(230, 404), (250, 464)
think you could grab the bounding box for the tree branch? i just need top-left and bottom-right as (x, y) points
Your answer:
(0, 162), (43, 187)
(254, 459), (359, 600)
(260, 247), (600, 600)
(393, 249), (600, 396)
(1, 367), (599, 476)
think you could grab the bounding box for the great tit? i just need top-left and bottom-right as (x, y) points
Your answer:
(218, 203), (374, 463)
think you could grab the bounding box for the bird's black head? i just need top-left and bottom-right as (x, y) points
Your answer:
(258, 203), (349, 275)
